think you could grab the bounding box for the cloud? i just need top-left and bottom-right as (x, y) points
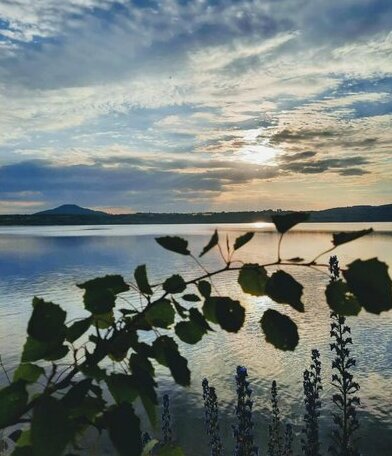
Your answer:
(0, 0), (391, 211)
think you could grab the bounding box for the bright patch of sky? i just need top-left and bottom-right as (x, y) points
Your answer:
(0, 0), (391, 213)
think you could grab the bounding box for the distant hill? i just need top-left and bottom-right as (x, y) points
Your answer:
(0, 203), (390, 226)
(34, 204), (109, 216)
(309, 204), (392, 222)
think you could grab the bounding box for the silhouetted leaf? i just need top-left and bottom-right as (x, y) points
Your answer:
(21, 337), (67, 363)
(234, 232), (254, 250)
(175, 321), (204, 344)
(332, 228), (373, 247)
(31, 397), (73, 456)
(325, 280), (361, 316)
(163, 275), (187, 294)
(13, 364), (44, 384)
(199, 230), (219, 257)
(94, 311), (115, 329)
(145, 299), (175, 328)
(175, 308), (212, 344)
(260, 309), (299, 351)
(343, 258), (392, 314)
(197, 280), (211, 298)
(62, 379), (92, 409)
(155, 236), (190, 255)
(203, 297), (245, 332)
(107, 403), (142, 456)
(287, 257), (304, 263)
(266, 271), (304, 312)
(134, 265), (153, 295)
(238, 264), (268, 296)
(171, 298), (188, 319)
(78, 275), (129, 315)
(78, 275), (129, 294)
(129, 354), (157, 426)
(27, 298), (66, 343)
(152, 336), (190, 386)
(182, 293), (201, 302)
(82, 288), (116, 314)
(106, 374), (138, 405)
(0, 382), (28, 428)
(66, 317), (92, 342)
(272, 212), (309, 234)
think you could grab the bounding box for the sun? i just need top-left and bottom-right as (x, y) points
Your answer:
(237, 129), (279, 165)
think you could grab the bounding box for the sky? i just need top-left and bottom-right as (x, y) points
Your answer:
(0, 0), (391, 214)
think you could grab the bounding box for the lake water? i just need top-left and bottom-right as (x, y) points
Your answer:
(0, 222), (391, 455)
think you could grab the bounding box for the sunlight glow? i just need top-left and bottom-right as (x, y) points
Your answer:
(238, 128), (280, 164)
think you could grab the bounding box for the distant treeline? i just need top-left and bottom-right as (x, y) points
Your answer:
(0, 204), (391, 226)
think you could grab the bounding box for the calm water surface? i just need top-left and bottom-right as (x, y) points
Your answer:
(0, 222), (391, 455)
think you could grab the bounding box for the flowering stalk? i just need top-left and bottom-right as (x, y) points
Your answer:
(268, 380), (282, 456)
(282, 424), (294, 456)
(232, 366), (258, 456)
(302, 349), (323, 456)
(202, 378), (224, 456)
(162, 393), (172, 444)
(329, 312), (360, 456)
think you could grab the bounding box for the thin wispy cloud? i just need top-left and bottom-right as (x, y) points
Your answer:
(0, 0), (391, 212)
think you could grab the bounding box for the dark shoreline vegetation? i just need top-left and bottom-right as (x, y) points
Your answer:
(0, 203), (391, 226)
(0, 212), (391, 455)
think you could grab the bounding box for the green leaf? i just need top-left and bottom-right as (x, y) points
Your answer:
(260, 309), (299, 351)
(152, 336), (190, 386)
(13, 364), (44, 383)
(234, 232), (254, 250)
(156, 444), (185, 456)
(266, 271), (304, 312)
(343, 258), (392, 314)
(107, 403), (142, 456)
(14, 430), (30, 447)
(175, 321), (204, 344)
(106, 374), (138, 405)
(134, 265), (153, 295)
(0, 382), (28, 428)
(174, 309), (211, 344)
(325, 280), (361, 316)
(199, 230), (219, 257)
(203, 297), (245, 332)
(155, 236), (190, 255)
(21, 337), (67, 363)
(163, 275), (187, 294)
(332, 228), (373, 247)
(238, 264), (268, 296)
(129, 354), (157, 426)
(82, 288), (116, 314)
(62, 379), (92, 409)
(182, 293), (201, 302)
(94, 311), (115, 329)
(31, 396), (73, 456)
(77, 275), (129, 294)
(145, 299), (175, 328)
(78, 275), (129, 315)
(66, 317), (92, 342)
(197, 280), (211, 298)
(27, 298), (66, 343)
(271, 212), (309, 234)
